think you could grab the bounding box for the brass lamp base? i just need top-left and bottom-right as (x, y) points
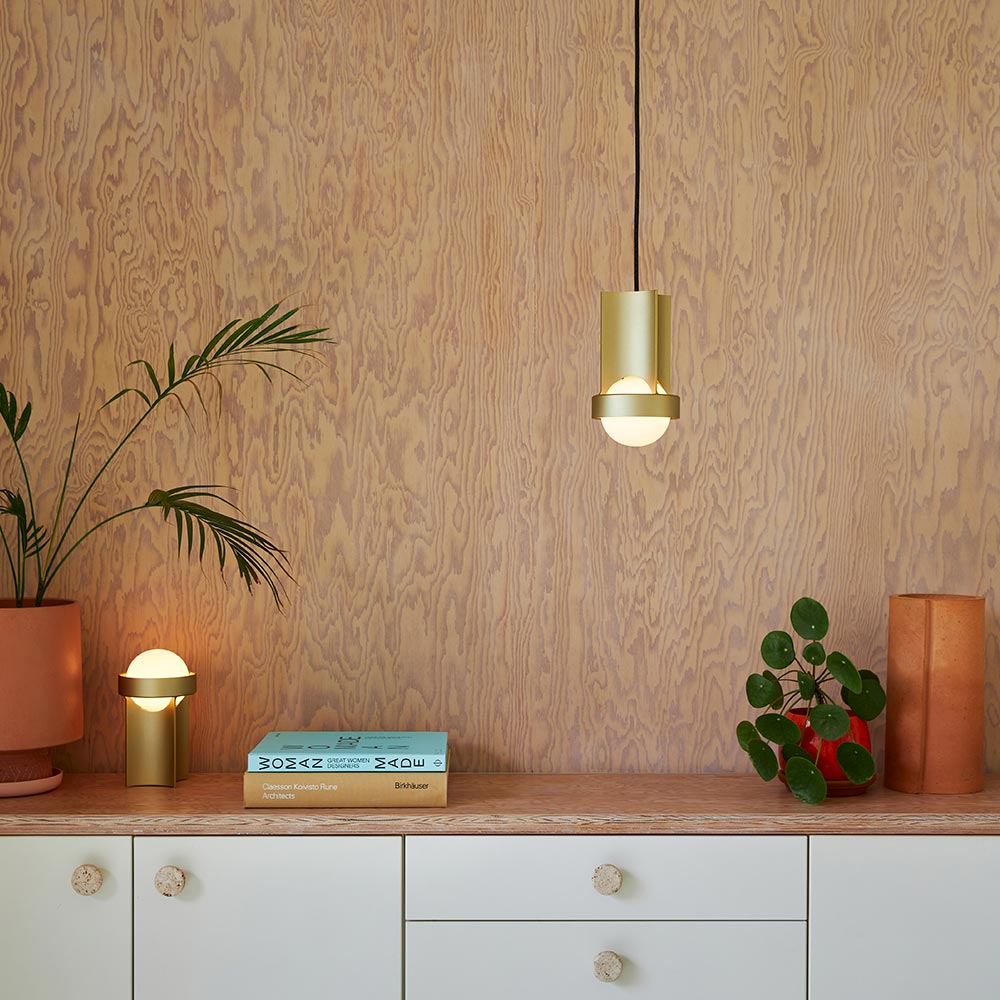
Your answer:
(118, 672), (196, 787)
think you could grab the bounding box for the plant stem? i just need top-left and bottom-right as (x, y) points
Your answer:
(42, 504), (151, 588)
(40, 398), (163, 600)
(782, 692), (803, 713)
(10, 438), (42, 600)
(0, 524), (20, 604)
(43, 420), (79, 584)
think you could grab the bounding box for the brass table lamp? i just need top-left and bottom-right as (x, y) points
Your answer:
(118, 649), (196, 787)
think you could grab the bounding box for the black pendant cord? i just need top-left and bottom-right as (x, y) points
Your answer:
(633, 0), (641, 292)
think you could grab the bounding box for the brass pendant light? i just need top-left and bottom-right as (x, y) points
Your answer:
(591, 0), (680, 447)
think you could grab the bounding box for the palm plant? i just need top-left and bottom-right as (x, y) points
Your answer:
(0, 303), (329, 609)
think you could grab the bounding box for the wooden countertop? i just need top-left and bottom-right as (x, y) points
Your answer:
(3, 773), (1000, 835)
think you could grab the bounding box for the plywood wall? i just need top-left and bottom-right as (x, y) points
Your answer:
(2, 0), (998, 774)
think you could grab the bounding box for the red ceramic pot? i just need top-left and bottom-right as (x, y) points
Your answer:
(782, 707), (872, 782)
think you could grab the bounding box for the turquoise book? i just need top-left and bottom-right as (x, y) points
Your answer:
(247, 731), (448, 773)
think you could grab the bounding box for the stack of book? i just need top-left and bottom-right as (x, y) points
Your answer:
(242, 731), (449, 808)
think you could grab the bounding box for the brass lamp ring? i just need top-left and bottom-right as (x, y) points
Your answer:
(117, 673), (197, 699)
(591, 393), (680, 420)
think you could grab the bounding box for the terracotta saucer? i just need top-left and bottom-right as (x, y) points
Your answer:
(0, 768), (64, 798)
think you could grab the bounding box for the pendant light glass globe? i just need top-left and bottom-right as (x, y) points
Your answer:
(599, 376), (671, 447)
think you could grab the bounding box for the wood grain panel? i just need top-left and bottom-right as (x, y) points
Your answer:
(1, 0), (998, 775)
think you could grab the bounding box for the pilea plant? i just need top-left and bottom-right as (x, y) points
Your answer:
(738, 597), (887, 804)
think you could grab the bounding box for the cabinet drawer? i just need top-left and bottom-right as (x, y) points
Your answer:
(406, 835), (806, 920)
(407, 920), (805, 1000)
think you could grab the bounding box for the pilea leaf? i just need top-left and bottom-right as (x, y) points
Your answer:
(736, 721), (759, 752)
(747, 673), (782, 708)
(809, 703), (851, 741)
(790, 597), (829, 641)
(747, 739), (779, 782)
(755, 713), (802, 745)
(796, 671), (817, 700)
(836, 742), (876, 785)
(842, 670), (887, 721)
(802, 641), (826, 666)
(827, 650), (863, 694)
(785, 756), (827, 804)
(761, 630), (796, 670)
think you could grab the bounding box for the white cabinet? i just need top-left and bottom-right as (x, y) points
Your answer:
(810, 836), (1000, 1000)
(0, 835), (132, 1000)
(134, 836), (402, 1000)
(406, 835), (808, 1000)
(12, 824), (994, 1000)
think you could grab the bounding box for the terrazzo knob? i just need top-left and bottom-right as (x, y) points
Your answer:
(154, 865), (187, 897)
(593, 950), (624, 982)
(592, 863), (624, 895)
(71, 864), (104, 896)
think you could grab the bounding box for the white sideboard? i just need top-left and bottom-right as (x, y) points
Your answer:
(3, 773), (1000, 1000)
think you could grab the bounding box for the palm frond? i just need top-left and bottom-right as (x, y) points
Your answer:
(101, 385), (152, 411)
(104, 304), (331, 418)
(46, 419), (80, 557)
(15, 303), (329, 605)
(0, 487), (26, 522)
(143, 487), (291, 609)
(0, 384), (31, 442)
(0, 488), (48, 559)
(23, 521), (48, 559)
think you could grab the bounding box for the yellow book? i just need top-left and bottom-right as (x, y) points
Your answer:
(243, 761), (448, 808)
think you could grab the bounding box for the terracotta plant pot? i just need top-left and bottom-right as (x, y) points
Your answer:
(780, 708), (875, 796)
(0, 600), (83, 794)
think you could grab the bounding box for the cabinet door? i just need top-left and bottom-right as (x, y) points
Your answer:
(134, 836), (402, 1000)
(407, 921), (806, 1000)
(0, 835), (131, 1000)
(810, 836), (1000, 999)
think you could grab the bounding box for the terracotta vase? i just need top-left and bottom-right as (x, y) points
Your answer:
(0, 600), (84, 794)
(884, 593), (985, 794)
